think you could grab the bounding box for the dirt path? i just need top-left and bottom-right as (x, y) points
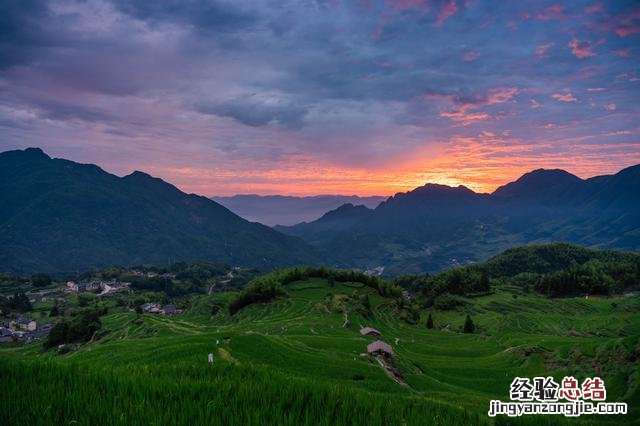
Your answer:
(375, 356), (407, 386)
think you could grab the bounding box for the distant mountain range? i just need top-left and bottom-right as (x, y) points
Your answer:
(277, 166), (640, 274)
(212, 194), (385, 226)
(0, 148), (320, 274)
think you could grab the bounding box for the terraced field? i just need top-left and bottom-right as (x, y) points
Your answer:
(1, 278), (639, 425)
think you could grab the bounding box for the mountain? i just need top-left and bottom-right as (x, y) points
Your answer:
(278, 166), (640, 274)
(212, 194), (385, 226)
(274, 203), (373, 245)
(0, 148), (320, 274)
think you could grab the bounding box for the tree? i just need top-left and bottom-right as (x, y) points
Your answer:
(49, 304), (60, 317)
(426, 312), (434, 329)
(463, 314), (475, 333)
(45, 322), (69, 349)
(31, 273), (52, 288)
(77, 293), (94, 307)
(10, 292), (32, 312)
(361, 294), (371, 311)
(135, 305), (143, 315)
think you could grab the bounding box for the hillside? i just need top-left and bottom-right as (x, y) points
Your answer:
(1, 247), (638, 425)
(0, 148), (319, 274)
(278, 167), (640, 274)
(212, 194), (385, 226)
(274, 203), (373, 244)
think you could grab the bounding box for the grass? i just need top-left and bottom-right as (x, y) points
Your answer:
(1, 278), (638, 425)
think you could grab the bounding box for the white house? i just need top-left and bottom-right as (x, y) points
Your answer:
(10, 317), (37, 332)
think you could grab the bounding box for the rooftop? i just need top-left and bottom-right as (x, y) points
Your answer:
(367, 340), (394, 355)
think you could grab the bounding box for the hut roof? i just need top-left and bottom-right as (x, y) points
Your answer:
(359, 327), (381, 336)
(367, 340), (394, 355)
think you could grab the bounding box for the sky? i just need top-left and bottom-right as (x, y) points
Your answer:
(1, 0), (639, 196)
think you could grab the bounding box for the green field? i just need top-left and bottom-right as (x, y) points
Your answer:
(1, 277), (639, 425)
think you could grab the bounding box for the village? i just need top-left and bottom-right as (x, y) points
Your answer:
(0, 271), (189, 346)
(0, 317), (53, 344)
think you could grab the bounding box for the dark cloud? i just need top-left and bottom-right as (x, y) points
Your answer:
(110, 0), (257, 33)
(0, 0), (51, 68)
(197, 94), (308, 129)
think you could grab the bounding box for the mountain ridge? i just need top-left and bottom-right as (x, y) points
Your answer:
(278, 164), (640, 274)
(0, 148), (320, 274)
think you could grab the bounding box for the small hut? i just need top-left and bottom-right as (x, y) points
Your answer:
(359, 327), (381, 337)
(367, 340), (394, 358)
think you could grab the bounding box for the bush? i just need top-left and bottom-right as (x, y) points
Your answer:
(44, 307), (105, 349)
(229, 276), (286, 315)
(463, 315), (475, 334)
(31, 273), (52, 288)
(433, 293), (465, 310)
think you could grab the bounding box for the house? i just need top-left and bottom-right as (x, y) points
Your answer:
(0, 327), (13, 343)
(28, 323), (53, 341)
(10, 317), (37, 332)
(83, 281), (101, 292)
(161, 304), (180, 315)
(360, 327), (382, 337)
(367, 340), (394, 358)
(141, 303), (162, 313)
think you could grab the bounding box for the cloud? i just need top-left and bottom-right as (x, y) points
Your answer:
(438, 86), (518, 125)
(551, 92), (577, 102)
(612, 7), (640, 37)
(535, 42), (555, 58)
(197, 93), (308, 129)
(109, 0), (257, 34)
(568, 38), (596, 58)
(462, 50), (479, 62)
(435, 0), (458, 26)
(612, 49), (631, 57)
(522, 4), (565, 21)
(585, 3), (604, 14)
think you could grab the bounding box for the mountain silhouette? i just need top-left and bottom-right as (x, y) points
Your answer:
(0, 148), (319, 273)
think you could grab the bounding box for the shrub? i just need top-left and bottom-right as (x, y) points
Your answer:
(433, 293), (465, 310)
(463, 315), (475, 334)
(31, 273), (52, 288)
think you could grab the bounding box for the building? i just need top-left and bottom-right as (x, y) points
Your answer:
(0, 327), (13, 343)
(28, 323), (53, 341)
(359, 327), (382, 337)
(140, 303), (162, 313)
(367, 340), (394, 358)
(162, 304), (179, 315)
(10, 317), (37, 332)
